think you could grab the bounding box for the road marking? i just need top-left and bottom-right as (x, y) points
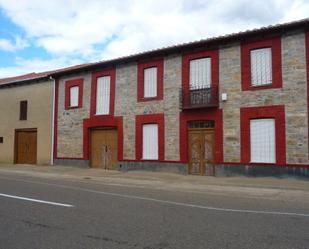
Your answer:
(0, 193), (74, 207)
(0, 176), (308, 217)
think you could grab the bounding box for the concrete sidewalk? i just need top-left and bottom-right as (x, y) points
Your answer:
(0, 163), (308, 201)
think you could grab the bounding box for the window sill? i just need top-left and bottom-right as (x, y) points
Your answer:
(244, 83), (281, 91)
(138, 96), (163, 102)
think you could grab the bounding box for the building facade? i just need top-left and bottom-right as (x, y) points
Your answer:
(51, 19), (309, 177)
(0, 75), (54, 165)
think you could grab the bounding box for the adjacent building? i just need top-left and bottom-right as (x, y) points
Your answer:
(0, 73), (54, 165)
(1, 19), (309, 177)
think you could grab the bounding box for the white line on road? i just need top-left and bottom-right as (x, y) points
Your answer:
(0, 176), (308, 217)
(0, 193), (74, 207)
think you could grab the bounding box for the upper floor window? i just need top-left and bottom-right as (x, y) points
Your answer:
(90, 68), (116, 116)
(241, 36), (282, 91)
(69, 86), (79, 107)
(65, 78), (83, 109)
(19, 100), (27, 120)
(189, 57), (211, 89)
(96, 76), (111, 115)
(250, 48), (272, 86)
(137, 59), (163, 101)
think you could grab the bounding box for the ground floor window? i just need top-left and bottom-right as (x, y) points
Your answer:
(142, 124), (158, 160)
(250, 119), (275, 163)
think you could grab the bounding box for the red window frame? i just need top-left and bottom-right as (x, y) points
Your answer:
(65, 78), (83, 109)
(90, 68), (116, 117)
(135, 113), (164, 161)
(182, 49), (219, 92)
(137, 59), (164, 102)
(240, 105), (286, 164)
(241, 36), (282, 91)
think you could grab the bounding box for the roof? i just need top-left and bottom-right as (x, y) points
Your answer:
(1, 18), (309, 85)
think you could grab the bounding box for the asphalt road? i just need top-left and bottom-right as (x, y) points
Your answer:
(0, 172), (308, 249)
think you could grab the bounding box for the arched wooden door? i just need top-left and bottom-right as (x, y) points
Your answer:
(188, 127), (215, 176)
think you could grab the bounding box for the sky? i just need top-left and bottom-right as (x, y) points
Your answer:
(0, 0), (308, 78)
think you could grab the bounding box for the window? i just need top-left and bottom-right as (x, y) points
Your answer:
(189, 57), (211, 89)
(241, 36), (282, 91)
(96, 76), (111, 115)
(144, 67), (157, 98)
(135, 113), (164, 161)
(250, 119), (275, 163)
(0, 137), (3, 143)
(69, 86), (79, 107)
(250, 48), (272, 86)
(65, 78), (83, 109)
(142, 124), (158, 160)
(137, 59), (163, 101)
(20, 100), (27, 120)
(240, 105), (286, 164)
(90, 68), (115, 117)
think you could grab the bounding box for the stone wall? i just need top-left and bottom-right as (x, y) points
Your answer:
(56, 31), (308, 166)
(57, 72), (91, 158)
(219, 31), (308, 164)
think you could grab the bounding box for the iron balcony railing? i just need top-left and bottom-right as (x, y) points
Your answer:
(180, 85), (219, 109)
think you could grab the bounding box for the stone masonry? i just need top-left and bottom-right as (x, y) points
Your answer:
(57, 30), (309, 166)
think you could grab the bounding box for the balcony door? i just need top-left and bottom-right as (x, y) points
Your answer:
(188, 121), (215, 176)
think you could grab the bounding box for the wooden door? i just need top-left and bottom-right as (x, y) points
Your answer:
(188, 128), (215, 175)
(15, 129), (37, 164)
(90, 128), (118, 169)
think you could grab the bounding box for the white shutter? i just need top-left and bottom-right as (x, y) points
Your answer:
(250, 119), (276, 163)
(142, 124), (158, 160)
(70, 86), (79, 107)
(96, 76), (110, 115)
(250, 48), (272, 86)
(189, 57), (211, 89)
(144, 67), (157, 98)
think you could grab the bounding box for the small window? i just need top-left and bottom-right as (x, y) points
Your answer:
(188, 120), (214, 129)
(250, 119), (275, 163)
(96, 76), (111, 115)
(0, 137), (3, 143)
(250, 48), (272, 86)
(189, 57), (211, 90)
(142, 124), (158, 160)
(20, 100), (27, 120)
(144, 67), (157, 98)
(69, 86), (79, 107)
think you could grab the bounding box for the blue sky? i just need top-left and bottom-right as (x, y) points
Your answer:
(0, 0), (308, 77)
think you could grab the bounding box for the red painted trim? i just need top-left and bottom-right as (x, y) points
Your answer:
(53, 79), (59, 159)
(240, 105), (286, 164)
(306, 31), (309, 159)
(135, 113), (165, 161)
(121, 159), (184, 164)
(64, 78), (83, 109)
(56, 157), (84, 160)
(83, 115), (123, 160)
(137, 59), (164, 102)
(90, 68), (116, 116)
(179, 109), (223, 163)
(218, 161), (309, 168)
(182, 49), (219, 92)
(241, 36), (282, 91)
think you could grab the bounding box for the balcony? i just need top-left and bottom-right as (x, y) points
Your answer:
(180, 86), (219, 110)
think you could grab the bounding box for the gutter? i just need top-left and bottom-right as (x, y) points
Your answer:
(50, 76), (56, 165)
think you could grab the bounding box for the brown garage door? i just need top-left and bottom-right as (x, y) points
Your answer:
(90, 128), (118, 169)
(15, 129), (37, 164)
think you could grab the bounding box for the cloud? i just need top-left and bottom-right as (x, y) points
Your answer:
(0, 36), (28, 52)
(0, 56), (83, 77)
(0, 0), (308, 76)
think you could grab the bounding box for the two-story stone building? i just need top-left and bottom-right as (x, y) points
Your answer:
(49, 19), (309, 177)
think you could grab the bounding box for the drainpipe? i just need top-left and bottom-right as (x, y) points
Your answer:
(50, 76), (55, 166)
